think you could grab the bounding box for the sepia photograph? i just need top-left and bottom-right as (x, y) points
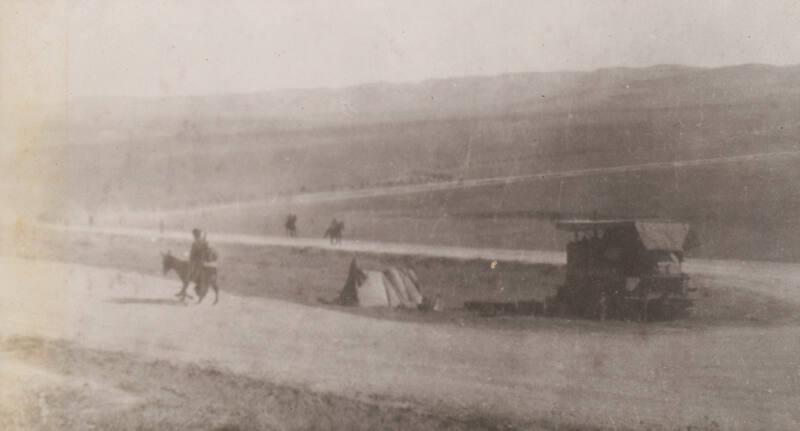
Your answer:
(2, 1), (800, 429)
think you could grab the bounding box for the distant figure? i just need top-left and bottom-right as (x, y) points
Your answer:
(88, 215), (94, 226)
(176, 228), (216, 299)
(159, 219), (165, 234)
(188, 228), (209, 277)
(324, 218), (337, 244)
(336, 220), (345, 243)
(284, 214), (298, 237)
(324, 218), (344, 245)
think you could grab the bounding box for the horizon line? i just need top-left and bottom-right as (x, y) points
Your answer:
(63, 61), (799, 103)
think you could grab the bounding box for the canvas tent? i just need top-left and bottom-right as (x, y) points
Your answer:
(337, 258), (424, 308)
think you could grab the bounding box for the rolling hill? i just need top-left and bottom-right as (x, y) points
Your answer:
(7, 64), (800, 261)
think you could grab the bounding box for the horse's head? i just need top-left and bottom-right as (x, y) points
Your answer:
(161, 251), (173, 275)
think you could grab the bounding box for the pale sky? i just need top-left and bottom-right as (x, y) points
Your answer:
(3, 0), (800, 102)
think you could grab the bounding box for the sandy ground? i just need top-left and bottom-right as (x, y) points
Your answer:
(2, 337), (548, 431)
(1, 252), (799, 430)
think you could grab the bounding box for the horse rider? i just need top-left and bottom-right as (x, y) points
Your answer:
(189, 228), (210, 278)
(324, 218), (338, 244)
(285, 214), (298, 237)
(176, 228), (209, 298)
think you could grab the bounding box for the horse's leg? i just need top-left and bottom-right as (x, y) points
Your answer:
(176, 280), (189, 299)
(196, 280), (207, 304)
(179, 278), (196, 302)
(175, 280), (185, 297)
(211, 278), (219, 305)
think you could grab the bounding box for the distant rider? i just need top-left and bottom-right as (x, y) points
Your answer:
(285, 214), (298, 237)
(324, 218), (338, 244)
(176, 228), (210, 298)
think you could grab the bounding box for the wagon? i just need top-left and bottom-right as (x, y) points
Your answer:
(550, 219), (695, 321)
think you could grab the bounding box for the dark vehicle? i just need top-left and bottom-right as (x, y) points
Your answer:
(550, 219), (695, 321)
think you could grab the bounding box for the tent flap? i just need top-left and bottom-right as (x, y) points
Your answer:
(357, 271), (392, 307)
(383, 268), (423, 308)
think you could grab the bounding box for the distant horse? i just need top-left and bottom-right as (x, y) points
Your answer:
(161, 251), (219, 304)
(324, 220), (344, 244)
(285, 214), (297, 237)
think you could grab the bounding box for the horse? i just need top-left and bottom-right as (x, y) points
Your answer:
(161, 251), (219, 304)
(284, 214), (297, 237)
(324, 220), (344, 244)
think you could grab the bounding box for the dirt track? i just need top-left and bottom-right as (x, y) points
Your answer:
(2, 245), (800, 429)
(125, 150), (800, 218)
(37, 222), (800, 304)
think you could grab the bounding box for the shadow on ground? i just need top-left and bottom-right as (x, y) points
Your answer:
(107, 297), (186, 306)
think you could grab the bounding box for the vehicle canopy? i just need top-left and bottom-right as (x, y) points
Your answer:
(556, 219), (690, 277)
(552, 219), (694, 320)
(555, 219), (690, 252)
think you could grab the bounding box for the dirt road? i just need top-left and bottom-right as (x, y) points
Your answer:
(37, 222), (800, 304)
(1, 255), (799, 430)
(126, 150), (800, 217)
